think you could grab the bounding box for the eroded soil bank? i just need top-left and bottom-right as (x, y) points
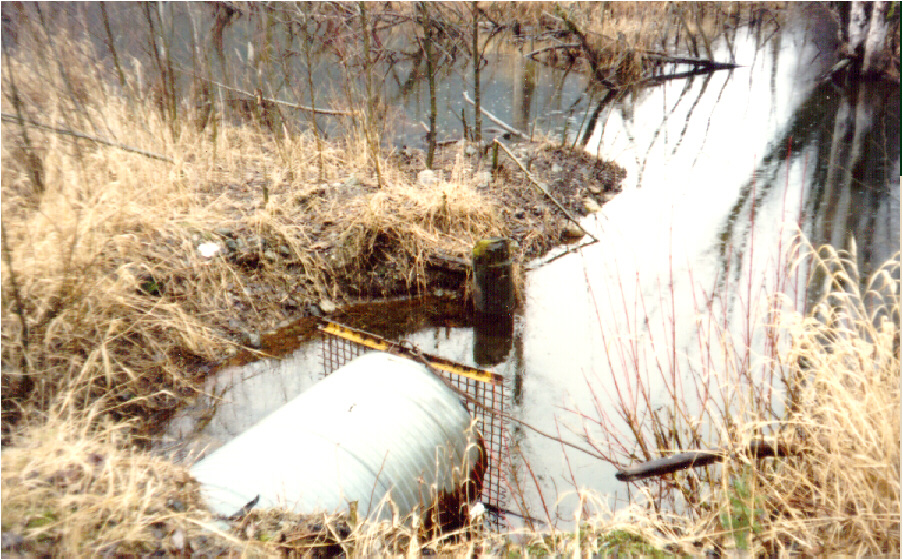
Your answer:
(203, 139), (624, 351)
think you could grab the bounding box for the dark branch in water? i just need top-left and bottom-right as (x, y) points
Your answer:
(615, 439), (799, 482)
(643, 52), (740, 69)
(523, 43), (581, 60)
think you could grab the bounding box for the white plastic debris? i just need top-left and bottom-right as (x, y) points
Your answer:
(418, 169), (438, 187)
(197, 241), (222, 258)
(469, 501), (486, 520)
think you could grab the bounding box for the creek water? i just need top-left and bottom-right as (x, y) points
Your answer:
(164, 7), (900, 527)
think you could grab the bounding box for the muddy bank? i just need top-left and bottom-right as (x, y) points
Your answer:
(199, 139), (624, 355)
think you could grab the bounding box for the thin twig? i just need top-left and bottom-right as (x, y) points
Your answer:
(523, 43), (581, 60)
(1, 221), (29, 376)
(524, 238), (600, 271)
(188, 72), (354, 117)
(462, 91), (529, 140)
(492, 139), (598, 242)
(0, 113), (173, 163)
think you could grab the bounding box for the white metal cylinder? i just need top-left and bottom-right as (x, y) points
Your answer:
(190, 352), (483, 521)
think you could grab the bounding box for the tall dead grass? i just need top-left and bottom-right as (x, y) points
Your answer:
(754, 242), (900, 557)
(1, 20), (506, 436)
(580, 239), (900, 558)
(0, 408), (268, 558)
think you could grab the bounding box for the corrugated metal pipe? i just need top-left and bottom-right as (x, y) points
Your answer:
(191, 353), (485, 527)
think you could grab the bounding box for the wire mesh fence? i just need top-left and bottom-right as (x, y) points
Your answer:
(318, 320), (508, 529)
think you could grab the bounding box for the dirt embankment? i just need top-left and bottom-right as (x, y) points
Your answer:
(170, 137), (625, 354)
(2, 97), (624, 439)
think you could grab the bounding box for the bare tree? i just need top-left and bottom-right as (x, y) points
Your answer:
(471, 1), (481, 144)
(419, 2), (437, 169)
(359, 1), (383, 188)
(839, 1), (898, 80)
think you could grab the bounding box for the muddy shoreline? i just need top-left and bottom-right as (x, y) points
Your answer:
(203, 139), (625, 358)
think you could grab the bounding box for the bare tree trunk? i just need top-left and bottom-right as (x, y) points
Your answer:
(99, 2), (126, 90)
(471, 1), (481, 144)
(298, 5), (324, 182)
(863, 1), (891, 77)
(359, 2), (382, 188)
(693, 4), (714, 61)
(843, 1), (894, 79)
(156, 1), (179, 138)
(211, 2), (236, 91)
(848, 1), (871, 59)
(420, 2), (437, 169)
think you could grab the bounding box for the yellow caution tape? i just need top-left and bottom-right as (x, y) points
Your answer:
(425, 357), (497, 384)
(319, 321), (502, 385)
(320, 323), (390, 351)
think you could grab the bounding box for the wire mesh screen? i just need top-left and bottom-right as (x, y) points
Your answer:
(318, 321), (508, 530)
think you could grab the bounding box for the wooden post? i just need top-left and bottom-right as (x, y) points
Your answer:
(471, 238), (515, 315)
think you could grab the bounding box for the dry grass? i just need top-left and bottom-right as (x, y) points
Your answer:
(580, 243), (901, 558)
(673, 245), (902, 559)
(0, 408), (269, 558)
(751, 243), (901, 557)
(0, 22), (508, 436)
(3, 6), (896, 559)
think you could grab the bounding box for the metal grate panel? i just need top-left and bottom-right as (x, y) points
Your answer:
(318, 320), (508, 530)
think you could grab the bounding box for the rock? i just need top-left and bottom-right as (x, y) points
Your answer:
(167, 498), (185, 512)
(2, 532), (24, 551)
(515, 210), (526, 219)
(247, 235), (266, 250)
(464, 144), (478, 156)
(214, 227), (234, 238)
(343, 174), (361, 188)
(318, 298), (337, 314)
(561, 223), (585, 239)
(588, 185), (603, 195)
(241, 331), (262, 349)
(476, 171), (492, 188)
(418, 169), (439, 187)
(551, 163), (562, 174)
(582, 197), (602, 214)
(264, 249), (277, 261)
(278, 245), (290, 256)
(602, 192), (618, 203)
(225, 239), (238, 252)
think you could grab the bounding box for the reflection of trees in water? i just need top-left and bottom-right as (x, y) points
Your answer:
(714, 76), (900, 315)
(809, 82), (900, 271)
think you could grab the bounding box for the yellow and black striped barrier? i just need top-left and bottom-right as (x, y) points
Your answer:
(318, 321), (503, 385)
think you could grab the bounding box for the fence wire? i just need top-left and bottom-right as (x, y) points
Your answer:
(318, 321), (508, 530)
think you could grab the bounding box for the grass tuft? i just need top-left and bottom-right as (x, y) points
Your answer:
(0, 409), (266, 558)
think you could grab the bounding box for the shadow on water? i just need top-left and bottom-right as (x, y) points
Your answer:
(165, 5), (899, 530)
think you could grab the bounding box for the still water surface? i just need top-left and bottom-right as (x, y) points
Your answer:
(166, 8), (900, 527)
